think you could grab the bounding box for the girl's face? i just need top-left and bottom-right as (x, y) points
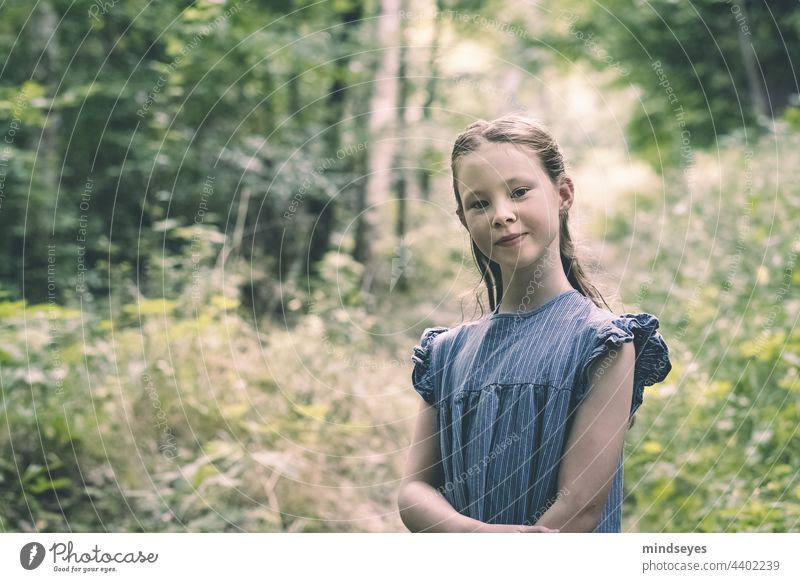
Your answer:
(455, 142), (574, 276)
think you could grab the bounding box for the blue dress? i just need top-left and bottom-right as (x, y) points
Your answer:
(410, 289), (672, 532)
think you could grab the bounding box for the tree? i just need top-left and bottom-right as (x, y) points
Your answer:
(354, 0), (402, 298)
(537, 0), (800, 165)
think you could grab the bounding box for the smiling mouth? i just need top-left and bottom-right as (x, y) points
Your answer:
(496, 233), (527, 245)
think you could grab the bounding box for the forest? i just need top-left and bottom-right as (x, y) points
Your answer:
(0, 0), (798, 532)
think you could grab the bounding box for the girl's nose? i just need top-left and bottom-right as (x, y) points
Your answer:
(492, 201), (516, 226)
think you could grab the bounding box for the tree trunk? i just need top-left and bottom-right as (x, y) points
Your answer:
(418, 0), (445, 202)
(354, 0), (401, 298)
(23, 1), (61, 302)
(392, 6), (410, 294)
(736, 2), (770, 125)
(305, 4), (363, 280)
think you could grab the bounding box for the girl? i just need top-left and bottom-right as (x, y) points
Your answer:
(397, 114), (672, 533)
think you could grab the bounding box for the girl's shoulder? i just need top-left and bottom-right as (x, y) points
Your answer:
(580, 299), (667, 344)
(565, 292), (653, 336)
(574, 299), (672, 410)
(410, 324), (463, 407)
(576, 298), (669, 360)
(412, 313), (487, 348)
(412, 325), (450, 359)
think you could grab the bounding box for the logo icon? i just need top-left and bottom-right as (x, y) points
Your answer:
(20, 542), (46, 570)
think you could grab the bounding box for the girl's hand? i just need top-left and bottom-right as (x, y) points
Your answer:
(473, 523), (559, 533)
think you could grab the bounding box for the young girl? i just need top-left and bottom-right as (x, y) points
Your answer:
(397, 114), (672, 533)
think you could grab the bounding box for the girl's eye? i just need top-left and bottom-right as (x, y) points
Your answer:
(511, 187), (531, 198)
(469, 188), (530, 210)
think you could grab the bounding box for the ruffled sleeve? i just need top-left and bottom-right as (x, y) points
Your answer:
(576, 313), (672, 416)
(411, 326), (449, 407)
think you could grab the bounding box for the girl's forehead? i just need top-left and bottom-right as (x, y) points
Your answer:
(457, 142), (545, 181)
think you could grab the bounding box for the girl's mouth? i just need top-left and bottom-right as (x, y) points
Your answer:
(496, 233), (527, 247)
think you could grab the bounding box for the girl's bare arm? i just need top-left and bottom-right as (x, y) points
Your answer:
(399, 401), (561, 533)
(397, 400), (487, 532)
(532, 342), (636, 532)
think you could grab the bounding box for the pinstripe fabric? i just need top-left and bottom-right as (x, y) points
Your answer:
(410, 289), (672, 532)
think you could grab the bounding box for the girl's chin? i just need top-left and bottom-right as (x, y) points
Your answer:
(493, 250), (550, 271)
(488, 244), (537, 261)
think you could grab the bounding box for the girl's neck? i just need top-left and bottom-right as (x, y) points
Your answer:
(496, 251), (574, 315)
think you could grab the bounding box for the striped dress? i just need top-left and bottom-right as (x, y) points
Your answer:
(410, 289), (672, 532)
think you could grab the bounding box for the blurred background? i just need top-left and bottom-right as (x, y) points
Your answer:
(0, 0), (798, 532)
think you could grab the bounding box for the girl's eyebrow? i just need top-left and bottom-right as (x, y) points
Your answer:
(464, 176), (538, 199)
(504, 175), (537, 185)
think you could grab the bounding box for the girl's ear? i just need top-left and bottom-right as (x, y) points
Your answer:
(456, 207), (469, 230)
(557, 175), (575, 213)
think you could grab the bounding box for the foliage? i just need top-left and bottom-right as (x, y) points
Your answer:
(1, 0), (797, 533)
(615, 131), (800, 532)
(538, 0), (800, 166)
(0, 242), (410, 531)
